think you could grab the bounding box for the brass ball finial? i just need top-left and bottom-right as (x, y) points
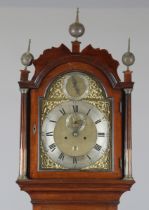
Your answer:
(21, 39), (34, 67)
(69, 8), (85, 40)
(122, 38), (135, 69)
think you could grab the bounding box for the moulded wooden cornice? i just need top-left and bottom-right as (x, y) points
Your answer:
(19, 43), (134, 91)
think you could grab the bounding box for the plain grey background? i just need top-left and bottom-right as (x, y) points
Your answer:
(0, 1), (148, 210)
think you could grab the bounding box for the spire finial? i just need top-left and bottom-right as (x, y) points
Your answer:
(128, 37), (130, 52)
(76, 8), (79, 23)
(122, 38), (135, 70)
(27, 39), (31, 53)
(69, 8), (85, 40)
(21, 39), (34, 68)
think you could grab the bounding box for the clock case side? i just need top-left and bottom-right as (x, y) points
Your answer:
(17, 42), (135, 209)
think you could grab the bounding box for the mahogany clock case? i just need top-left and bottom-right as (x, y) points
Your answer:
(17, 42), (135, 210)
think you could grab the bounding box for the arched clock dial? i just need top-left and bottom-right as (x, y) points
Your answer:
(41, 101), (110, 169)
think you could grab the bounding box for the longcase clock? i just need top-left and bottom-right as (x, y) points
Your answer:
(17, 9), (135, 210)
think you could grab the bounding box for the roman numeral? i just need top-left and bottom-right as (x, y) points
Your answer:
(73, 105), (78, 113)
(59, 108), (66, 115)
(58, 152), (65, 161)
(49, 143), (56, 152)
(73, 157), (77, 164)
(86, 109), (91, 115)
(86, 155), (92, 160)
(49, 120), (56, 123)
(94, 144), (102, 151)
(46, 131), (53, 136)
(95, 119), (101, 124)
(97, 132), (105, 137)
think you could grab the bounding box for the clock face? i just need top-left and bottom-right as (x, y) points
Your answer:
(39, 72), (112, 171)
(41, 101), (110, 169)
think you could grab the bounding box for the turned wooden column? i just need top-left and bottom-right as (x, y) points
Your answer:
(18, 69), (30, 180)
(123, 69), (133, 179)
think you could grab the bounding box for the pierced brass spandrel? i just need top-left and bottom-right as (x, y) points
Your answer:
(40, 141), (64, 169)
(83, 144), (112, 170)
(45, 77), (67, 100)
(87, 77), (105, 99)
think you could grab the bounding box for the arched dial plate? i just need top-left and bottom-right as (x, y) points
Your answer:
(41, 101), (110, 169)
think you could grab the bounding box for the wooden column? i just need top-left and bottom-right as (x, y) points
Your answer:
(18, 88), (28, 179)
(18, 69), (30, 180)
(124, 88), (133, 179)
(123, 69), (133, 179)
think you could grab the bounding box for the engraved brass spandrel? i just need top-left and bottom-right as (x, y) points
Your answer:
(41, 99), (68, 124)
(40, 141), (64, 169)
(85, 99), (111, 121)
(83, 144), (112, 170)
(87, 77), (105, 99)
(45, 77), (67, 100)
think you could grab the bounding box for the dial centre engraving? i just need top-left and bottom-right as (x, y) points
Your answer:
(54, 112), (97, 157)
(66, 112), (86, 137)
